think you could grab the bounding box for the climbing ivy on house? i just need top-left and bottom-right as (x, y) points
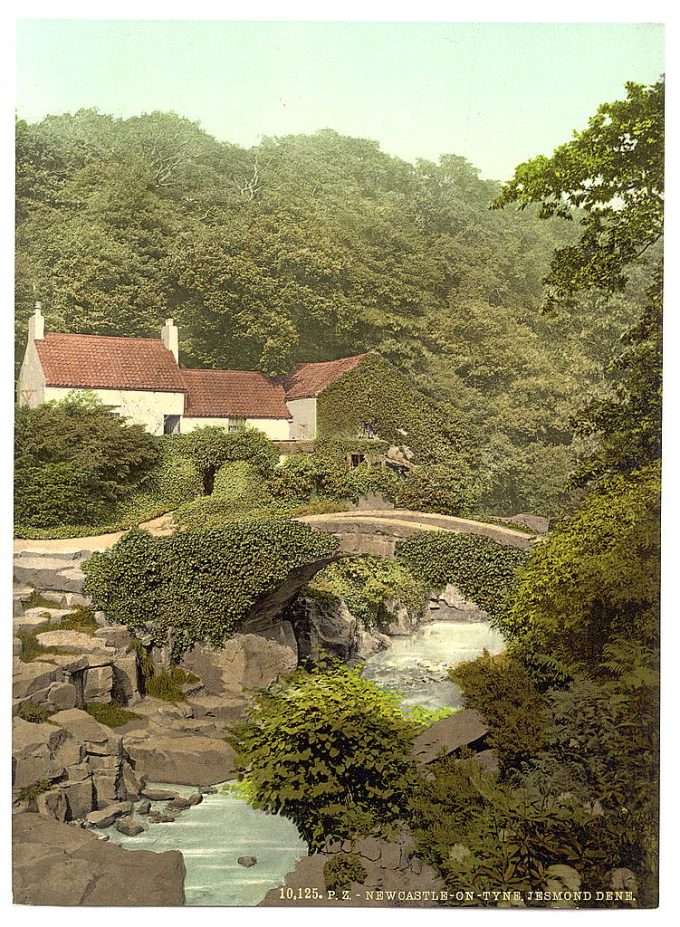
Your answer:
(395, 532), (529, 625)
(83, 521), (338, 658)
(316, 353), (476, 467)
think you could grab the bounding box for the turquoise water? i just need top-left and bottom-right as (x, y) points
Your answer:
(104, 782), (306, 906)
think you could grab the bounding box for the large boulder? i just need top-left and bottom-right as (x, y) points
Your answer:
(413, 709), (488, 764)
(49, 708), (122, 756)
(12, 718), (67, 789)
(291, 596), (358, 662)
(182, 630), (297, 698)
(13, 813), (185, 905)
(13, 662), (63, 700)
(13, 555), (86, 594)
(124, 731), (237, 786)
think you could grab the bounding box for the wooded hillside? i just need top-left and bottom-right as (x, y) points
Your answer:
(15, 113), (649, 515)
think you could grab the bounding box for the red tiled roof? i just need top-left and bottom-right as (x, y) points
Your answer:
(36, 333), (186, 393)
(281, 353), (371, 400)
(182, 368), (292, 419)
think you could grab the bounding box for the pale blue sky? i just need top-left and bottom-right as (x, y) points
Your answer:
(16, 20), (664, 180)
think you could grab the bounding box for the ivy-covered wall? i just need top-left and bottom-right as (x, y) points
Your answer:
(316, 354), (473, 465)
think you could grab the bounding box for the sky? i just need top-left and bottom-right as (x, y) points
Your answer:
(15, 19), (664, 181)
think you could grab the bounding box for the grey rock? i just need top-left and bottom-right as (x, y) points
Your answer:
(58, 778), (95, 820)
(13, 812), (186, 905)
(13, 662), (63, 699)
(164, 797), (192, 812)
(115, 819), (145, 837)
(136, 799), (151, 815)
(125, 733), (236, 786)
(36, 789), (68, 822)
(84, 665), (114, 703)
(85, 802), (132, 828)
(141, 788), (181, 801)
(147, 812), (176, 824)
(186, 792), (203, 806)
(46, 682), (78, 711)
(238, 856), (257, 867)
(413, 709), (488, 764)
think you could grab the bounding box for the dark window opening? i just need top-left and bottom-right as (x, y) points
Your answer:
(349, 453), (365, 469)
(164, 415), (181, 435)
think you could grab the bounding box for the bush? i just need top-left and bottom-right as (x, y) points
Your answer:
(451, 651), (551, 774)
(268, 454), (321, 503)
(175, 461), (277, 528)
(83, 521), (338, 658)
(323, 854), (368, 893)
(396, 463), (480, 516)
(14, 392), (160, 528)
(396, 531), (528, 625)
(232, 661), (425, 851)
(504, 464), (660, 678)
(178, 426), (278, 493)
(17, 703), (54, 723)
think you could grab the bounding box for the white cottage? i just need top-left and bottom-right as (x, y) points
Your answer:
(17, 306), (370, 440)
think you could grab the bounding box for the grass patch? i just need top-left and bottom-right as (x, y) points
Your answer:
(56, 606), (99, 635)
(17, 625), (56, 663)
(21, 589), (61, 610)
(16, 702), (55, 723)
(146, 666), (200, 703)
(85, 702), (142, 728)
(16, 779), (55, 803)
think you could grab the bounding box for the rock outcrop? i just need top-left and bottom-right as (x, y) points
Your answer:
(13, 813), (185, 905)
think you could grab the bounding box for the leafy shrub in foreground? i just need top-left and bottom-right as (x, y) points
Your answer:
(232, 661), (425, 851)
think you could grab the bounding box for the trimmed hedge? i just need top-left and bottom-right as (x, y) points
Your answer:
(83, 521), (338, 658)
(395, 531), (529, 625)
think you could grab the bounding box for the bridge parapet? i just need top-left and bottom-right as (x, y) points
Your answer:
(297, 509), (536, 555)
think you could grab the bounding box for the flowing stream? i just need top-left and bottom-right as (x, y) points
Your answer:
(106, 617), (504, 904)
(361, 618), (506, 710)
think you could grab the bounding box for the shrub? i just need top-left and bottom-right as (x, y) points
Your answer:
(83, 521), (338, 658)
(14, 392), (160, 527)
(232, 661), (425, 851)
(178, 426), (278, 493)
(144, 666), (199, 702)
(16, 780), (56, 803)
(56, 606), (99, 635)
(504, 464), (660, 678)
(396, 463), (480, 516)
(85, 702), (142, 728)
(323, 854), (368, 893)
(396, 531), (528, 625)
(17, 703), (54, 723)
(175, 461), (275, 527)
(268, 454), (321, 503)
(451, 651), (551, 774)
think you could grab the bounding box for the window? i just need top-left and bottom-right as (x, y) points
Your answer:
(164, 415), (181, 435)
(229, 417), (247, 432)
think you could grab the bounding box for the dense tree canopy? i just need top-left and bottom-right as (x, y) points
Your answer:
(15, 109), (648, 516)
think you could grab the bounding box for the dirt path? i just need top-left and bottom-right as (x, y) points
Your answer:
(13, 514), (175, 555)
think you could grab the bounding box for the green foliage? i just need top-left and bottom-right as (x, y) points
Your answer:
(179, 426), (278, 494)
(396, 463), (481, 516)
(14, 393), (160, 528)
(306, 556), (429, 630)
(504, 463), (660, 679)
(56, 606), (99, 636)
(83, 521), (338, 658)
(451, 652), (551, 774)
(144, 666), (199, 702)
(494, 79), (663, 309)
(323, 854), (368, 893)
(85, 702), (142, 728)
(16, 779), (56, 803)
(317, 354), (469, 467)
(17, 624), (60, 663)
(396, 531), (528, 625)
(175, 460), (275, 528)
(17, 703), (54, 723)
(232, 661), (425, 851)
(21, 590), (59, 610)
(268, 454), (323, 504)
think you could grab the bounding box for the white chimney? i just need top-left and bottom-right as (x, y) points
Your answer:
(28, 302), (45, 340)
(161, 318), (179, 363)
